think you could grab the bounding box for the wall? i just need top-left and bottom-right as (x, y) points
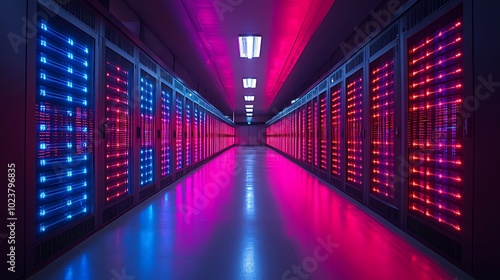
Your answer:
(236, 125), (266, 146)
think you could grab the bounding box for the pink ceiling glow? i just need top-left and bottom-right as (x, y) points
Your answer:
(170, 0), (336, 112)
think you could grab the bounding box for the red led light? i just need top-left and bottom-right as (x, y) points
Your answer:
(346, 72), (363, 186)
(407, 17), (464, 231)
(104, 60), (130, 203)
(331, 85), (342, 177)
(370, 52), (395, 199)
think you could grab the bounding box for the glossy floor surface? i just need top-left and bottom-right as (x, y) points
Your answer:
(30, 147), (472, 280)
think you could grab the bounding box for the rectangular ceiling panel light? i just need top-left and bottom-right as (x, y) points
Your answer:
(244, 96), (255, 101)
(239, 36), (262, 59)
(246, 113), (253, 117)
(246, 108), (253, 112)
(245, 105), (254, 108)
(243, 78), (257, 88)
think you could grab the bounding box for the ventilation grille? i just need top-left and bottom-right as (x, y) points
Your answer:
(404, 0), (453, 32)
(368, 197), (400, 225)
(345, 185), (363, 201)
(35, 216), (94, 264)
(345, 52), (364, 73)
(161, 69), (173, 84)
(329, 176), (342, 190)
(161, 176), (173, 189)
(139, 185), (157, 201)
(103, 196), (134, 224)
(407, 216), (463, 263)
(330, 69), (342, 84)
(53, 0), (96, 30)
(319, 80), (327, 92)
(369, 24), (399, 56)
(105, 24), (134, 56)
(139, 51), (157, 72)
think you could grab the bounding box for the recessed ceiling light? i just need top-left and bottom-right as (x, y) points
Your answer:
(246, 108), (253, 112)
(245, 105), (254, 108)
(244, 95), (255, 101)
(243, 78), (257, 88)
(246, 113), (253, 117)
(238, 36), (262, 59)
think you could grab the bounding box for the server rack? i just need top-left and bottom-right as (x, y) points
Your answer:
(161, 83), (173, 178)
(174, 93), (183, 172)
(329, 71), (343, 190)
(345, 60), (365, 201)
(138, 69), (156, 189)
(25, 4), (98, 273)
(319, 92), (328, 172)
(103, 47), (134, 213)
(184, 98), (192, 168)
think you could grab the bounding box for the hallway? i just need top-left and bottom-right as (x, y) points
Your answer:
(29, 147), (471, 280)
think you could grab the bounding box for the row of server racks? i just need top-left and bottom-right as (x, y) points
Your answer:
(266, 0), (499, 278)
(1, 0), (235, 278)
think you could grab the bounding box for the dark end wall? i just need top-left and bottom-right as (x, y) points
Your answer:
(236, 125), (266, 146)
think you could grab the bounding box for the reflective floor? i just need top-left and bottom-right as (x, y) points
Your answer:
(29, 147), (472, 280)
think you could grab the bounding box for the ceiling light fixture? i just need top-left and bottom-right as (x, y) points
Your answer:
(246, 113), (253, 117)
(246, 108), (253, 112)
(238, 35), (262, 59)
(244, 95), (255, 101)
(243, 78), (257, 88)
(245, 105), (254, 108)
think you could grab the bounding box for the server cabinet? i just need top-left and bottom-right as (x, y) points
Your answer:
(174, 93), (183, 171)
(319, 92), (328, 172)
(330, 78), (343, 189)
(313, 98), (319, 168)
(184, 98), (192, 167)
(102, 47), (134, 218)
(194, 104), (200, 163)
(161, 83), (173, 178)
(301, 107), (307, 163)
(367, 25), (401, 225)
(404, 4), (469, 267)
(26, 6), (97, 273)
(138, 69), (156, 188)
(345, 65), (365, 200)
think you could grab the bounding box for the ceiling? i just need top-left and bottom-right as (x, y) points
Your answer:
(112, 0), (386, 122)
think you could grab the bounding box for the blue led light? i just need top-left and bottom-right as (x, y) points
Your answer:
(40, 176), (46, 183)
(41, 39), (46, 47)
(41, 23), (47, 31)
(40, 88), (46, 96)
(67, 143), (72, 148)
(83, 194), (87, 200)
(40, 71), (46, 80)
(67, 157), (72, 162)
(84, 47), (88, 54)
(40, 226), (46, 232)
(40, 143), (46, 149)
(67, 67), (73, 73)
(67, 81), (73, 88)
(67, 215), (72, 219)
(67, 171), (72, 177)
(40, 192), (46, 199)
(40, 55), (46, 63)
(67, 96), (73, 102)
(68, 38), (73, 45)
(40, 159), (46, 166)
(67, 52), (73, 59)
(67, 185), (72, 191)
(40, 209), (46, 216)
(67, 200), (72, 206)
(83, 74), (87, 80)
(83, 207), (87, 212)
(40, 124), (46, 131)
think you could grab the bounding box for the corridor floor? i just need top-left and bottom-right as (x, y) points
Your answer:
(29, 147), (472, 280)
